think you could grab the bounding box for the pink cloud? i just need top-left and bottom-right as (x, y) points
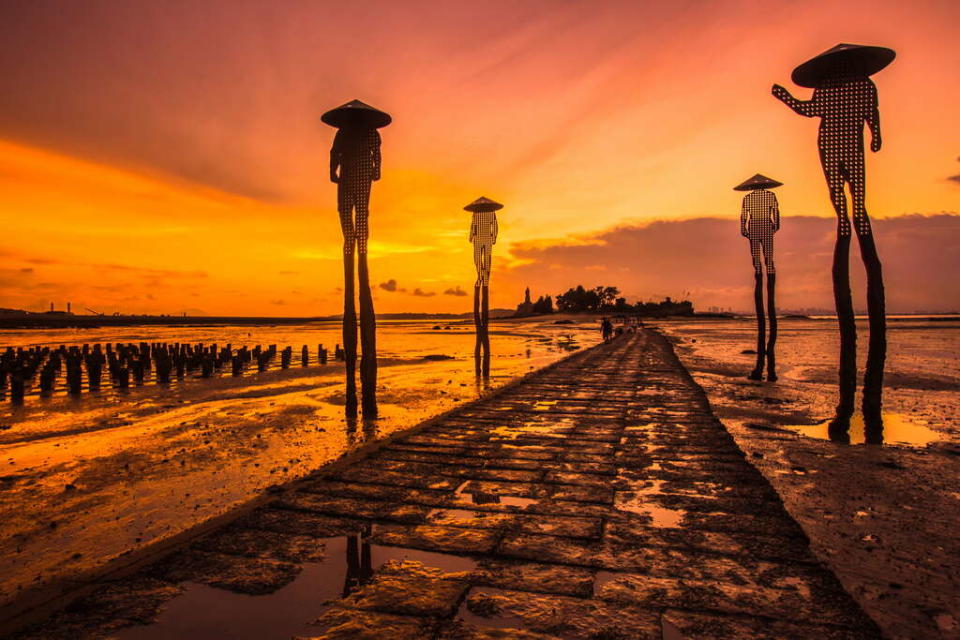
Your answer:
(504, 214), (960, 314)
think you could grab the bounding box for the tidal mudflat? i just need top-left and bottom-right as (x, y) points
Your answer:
(0, 319), (595, 611)
(657, 317), (960, 639)
(6, 331), (878, 640)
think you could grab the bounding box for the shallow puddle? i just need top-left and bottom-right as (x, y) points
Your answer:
(660, 615), (687, 640)
(786, 413), (940, 446)
(110, 539), (475, 639)
(613, 487), (687, 528)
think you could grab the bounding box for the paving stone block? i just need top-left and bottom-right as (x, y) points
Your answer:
(193, 526), (329, 563)
(237, 508), (367, 538)
(437, 621), (563, 639)
(341, 561), (470, 617)
(370, 523), (500, 555)
(148, 549), (300, 594)
(460, 587), (661, 640)
(299, 607), (436, 640)
(275, 492), (431, 524)
(471, 560), (595, 597)
(514, 515), (602, 539)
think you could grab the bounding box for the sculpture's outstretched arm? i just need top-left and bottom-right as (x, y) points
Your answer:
(772, 199), (781, 232)
(469, 213), (477, 243)
(772, 84), (817, 117)
(330, 130), (343, 183)
(492, 214), (498, 245)
(740, 202), (749, 237)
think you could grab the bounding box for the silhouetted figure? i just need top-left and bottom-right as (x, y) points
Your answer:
(735, 173), (782, 382)
(323, 100), (391, 418)
(601, 317), (613, 342)
(773, 43), (894, 436)
(465, 197), (504, 378)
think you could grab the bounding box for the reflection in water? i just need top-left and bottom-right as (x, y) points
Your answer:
(791, 413), (939, 446)
(344, 415), (379, 447)
(343, 524), (374, 597)
(112, 534), (477, 640)
(474, 375), (491, 394)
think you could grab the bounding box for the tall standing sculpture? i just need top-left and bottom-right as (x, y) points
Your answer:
(323, 99), (391, 418)
(736, 173), (783, 382)
(772, 43), (894, 435)
(465, 196), (503, 378)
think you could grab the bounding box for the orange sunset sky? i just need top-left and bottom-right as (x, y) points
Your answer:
(1, 0), (958, 315)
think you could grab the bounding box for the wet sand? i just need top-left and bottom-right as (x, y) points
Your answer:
(656, 317), (960, 639)
(0, 319), (595, 612)
(5, 330), (878, 639)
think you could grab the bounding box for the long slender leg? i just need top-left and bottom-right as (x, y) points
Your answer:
(473, 241), (483, 288)
(763, 236), (777, 381)
(820, 153), (856, 429)
(340, 208), (358, 417)
(828, 227), (855, 443)
(473, 284), (482, 376)
(832, 218), (856, 428)
(480, 245), (492, 376)
(358, 250), (377, 418)
(355, 201), (377, 418)
(481, 284), (491, 377)
(749, 244), (765, 380)
(751, 273), (766, 379)
(852, 167), (885, 440)
(766, 274), (778, 382)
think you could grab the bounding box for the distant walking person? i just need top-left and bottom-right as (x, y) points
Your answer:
(772, 43), (894, 437)
(601, 317), (613, 342)
(323, 99), (391, 418)
(735, 173), (783, 382)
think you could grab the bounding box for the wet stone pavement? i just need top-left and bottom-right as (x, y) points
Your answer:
(10, 330), (880, 639)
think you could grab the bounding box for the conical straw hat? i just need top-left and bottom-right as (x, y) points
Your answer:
(321, 99), (392, 128)
(791, 43), (895, 88)
(733, 174), (783, 191)
(464, 197), (504, 213)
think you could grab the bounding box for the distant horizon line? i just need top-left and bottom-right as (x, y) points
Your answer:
(2, 310), (958, 322)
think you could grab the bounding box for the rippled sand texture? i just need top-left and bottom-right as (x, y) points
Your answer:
(0, 319), (596, 607)
(657, 317), (960, 638)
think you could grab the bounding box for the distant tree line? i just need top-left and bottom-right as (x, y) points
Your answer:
(545, 285), (694, 316)
(531, 295), (554, 314)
